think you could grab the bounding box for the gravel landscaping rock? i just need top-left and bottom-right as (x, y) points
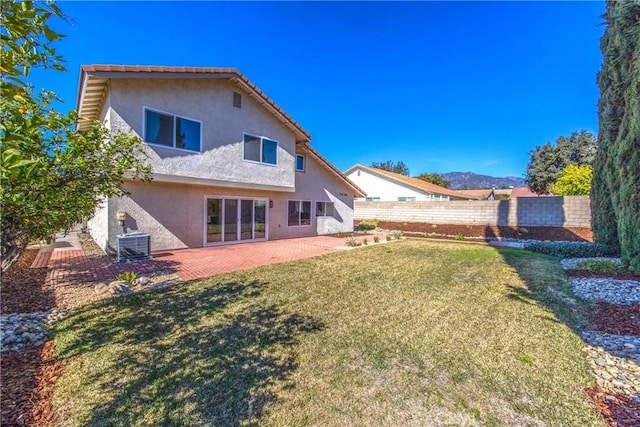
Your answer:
(0, 308), (68, 352)
(571, 277), (640, 305)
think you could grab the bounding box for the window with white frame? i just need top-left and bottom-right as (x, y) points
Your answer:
(316, 201), (334, 217)
(296, 154), (305, 172)
(365, 197), (381, 202)
(288, 200), (311, 226)
(144, 108), (201, 152)
(244, 134), (278, 165)
(398, 196), (416, 202)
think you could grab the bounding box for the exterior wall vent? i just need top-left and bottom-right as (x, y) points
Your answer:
(233, 92), (242, 108)
(116, 233), (151, 262)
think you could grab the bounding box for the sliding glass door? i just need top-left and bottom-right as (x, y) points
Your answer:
(206, 197), (268, 245)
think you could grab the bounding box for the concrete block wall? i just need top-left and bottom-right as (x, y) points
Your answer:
(355, 196), (591, 228)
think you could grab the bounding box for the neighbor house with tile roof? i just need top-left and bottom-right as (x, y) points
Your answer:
(78, 65), (364, 252)
(344, 165), (477, 202)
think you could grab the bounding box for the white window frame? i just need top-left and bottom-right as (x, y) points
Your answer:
(315, 201), (334, 217)
(296, 154), (306, 172)
(287, 199), (312, 227)
(365, 197), (381, 202)
(242, 132), (279, 166)
(142, 106), (202, 153)
(398, 196), (416, 202)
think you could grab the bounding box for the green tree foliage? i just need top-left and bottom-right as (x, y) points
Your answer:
(1, 1), (152, 266)
(414, 172), (450, 188)
(592, 0), (640, 273)
(550, 165), (593, 196)
(524, 131), (597, 194)
(370, 160), (409, 176)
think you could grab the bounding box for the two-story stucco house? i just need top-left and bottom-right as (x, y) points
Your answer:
(77, 65), (364, 252)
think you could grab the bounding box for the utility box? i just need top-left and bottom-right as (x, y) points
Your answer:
(116, 233), (151, 263)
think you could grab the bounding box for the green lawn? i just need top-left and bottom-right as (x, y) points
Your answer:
(52, 240), (603, 426)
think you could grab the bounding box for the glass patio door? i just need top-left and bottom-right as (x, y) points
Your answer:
(205, 197), (268, 245)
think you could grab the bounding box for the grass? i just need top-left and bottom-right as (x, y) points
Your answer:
(52, 240), (603, 426)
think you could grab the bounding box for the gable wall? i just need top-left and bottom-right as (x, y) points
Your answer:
(108, 78), (297, 190)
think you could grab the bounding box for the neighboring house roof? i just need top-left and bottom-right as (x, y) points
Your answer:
(455, 189), (495, 200)
(493, 188), (513, 197)
(510, 186), (551, 198)
(76, 65), (311, 142)
(344, 164), (479, 200)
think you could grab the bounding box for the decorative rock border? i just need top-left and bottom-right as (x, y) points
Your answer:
(1, 309), (68, 352)
(563, 257), (640, 404)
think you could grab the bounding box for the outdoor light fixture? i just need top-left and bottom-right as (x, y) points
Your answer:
(116, 211), (127, 235)
(269, 200), (273, 208)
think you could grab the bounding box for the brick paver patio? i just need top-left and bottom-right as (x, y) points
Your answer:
(33, 233), (369, 286)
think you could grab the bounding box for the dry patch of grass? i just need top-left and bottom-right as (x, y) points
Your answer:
(52, 240), (603, 426)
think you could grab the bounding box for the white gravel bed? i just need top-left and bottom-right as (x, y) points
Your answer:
(1, 308), (68, 352)
(561, 257), (622, 270)
(571, 277), (640, 305)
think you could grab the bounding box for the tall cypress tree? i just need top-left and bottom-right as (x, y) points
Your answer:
(592, 0), (640, 273)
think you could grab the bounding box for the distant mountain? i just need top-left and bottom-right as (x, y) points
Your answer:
(441, 172), (525, 190)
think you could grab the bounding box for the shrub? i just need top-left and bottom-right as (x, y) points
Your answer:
(345, 236), (361, 247)
(523, 241), (614, 258)
(576, 259), (622, 274)
(455, 233), (465, 240)
(363, 238), (369, 245)
(391, 230), (403, 240)
(373, 236), (380, 243)
(116, 271), (137, 284)
(336, 231), (342, 238)
(386, 235), (391, 242)
(358, 219), (378, 232)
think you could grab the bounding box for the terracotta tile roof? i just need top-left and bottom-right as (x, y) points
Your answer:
(77, 65), (310, 141)
(455, 189), (495, 199)
(346, 165), (479, 200)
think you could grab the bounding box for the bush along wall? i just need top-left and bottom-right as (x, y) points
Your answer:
(592, 0), (640, 273)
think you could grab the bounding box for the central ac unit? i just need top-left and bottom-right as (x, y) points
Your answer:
(116, 233), (151, 263)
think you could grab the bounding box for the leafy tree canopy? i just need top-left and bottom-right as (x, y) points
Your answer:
(524, 130), (597, 194)
(1, 0), (152, 267)
(550, 165), (593, 196)
(414, 172), (450, 188)
(370, 160), (409, 176)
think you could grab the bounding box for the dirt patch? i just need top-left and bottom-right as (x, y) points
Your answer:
(1, 341), (62, 426)
(591, 303), (640, 336)
(567, 269), (640, 281)
(365, 221), (593, 242)
(0, 249), (54, 314)
(586, 385), (640, 427)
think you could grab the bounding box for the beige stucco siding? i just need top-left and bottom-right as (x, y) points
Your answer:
(101, 152), (357, 252)
(108, 78), (296, 190)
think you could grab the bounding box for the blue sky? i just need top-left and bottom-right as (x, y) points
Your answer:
(33, 1), (605, 178)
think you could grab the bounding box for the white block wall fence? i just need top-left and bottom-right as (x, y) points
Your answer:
(354, 196), (591, 228)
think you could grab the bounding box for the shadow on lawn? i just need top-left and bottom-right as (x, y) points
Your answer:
(54, 279), (325, 425)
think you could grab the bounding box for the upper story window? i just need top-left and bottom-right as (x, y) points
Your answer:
(398, 197), (416, 202)
(296, 155), (305, 172)
(144, 108), (201, 152)
(243, 133), (278, 165)
(233, 92), (242, 108)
